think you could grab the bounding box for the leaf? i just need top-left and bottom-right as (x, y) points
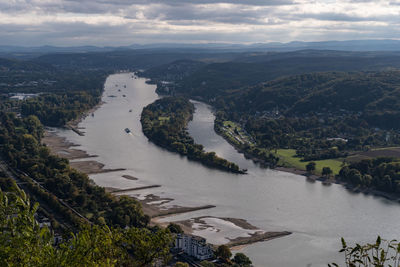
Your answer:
(376, 236), (381, 247)
(341, 237), (347, 249)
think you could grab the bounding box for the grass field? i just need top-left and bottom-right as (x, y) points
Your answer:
(346, 147), (400, 163)
(223, 120), (241, 129)
(276, 149), (344, 175)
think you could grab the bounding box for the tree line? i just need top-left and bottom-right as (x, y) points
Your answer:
(141, 97), (245, 174)
(0, 112), (149, 228)
(0, 184), (173, 266)
(339, 157), (400, 194)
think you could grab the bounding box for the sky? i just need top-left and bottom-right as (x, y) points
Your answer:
(1, 0), (400, 46)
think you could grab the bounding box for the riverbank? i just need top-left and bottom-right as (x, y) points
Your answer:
(65, 101), (105, 136)
(42, 130), (125, 174)
(214, 119), (400, 203)
(43, 128), (221, 218)
(153, 215), (291, 250)
(213, 120), (278, 169)
(275, 166), (400, 202)
(43, 126), (291, 251)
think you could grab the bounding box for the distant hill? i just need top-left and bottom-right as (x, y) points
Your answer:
(168, 51), (400, 99)
(140, 60), (206, 82)
(246, 40), (400, 52)
(215, 70), (400, 129)
(33, 50), (241, 70)
(3, 39), (400, 54)
(0, 57), (51, 71)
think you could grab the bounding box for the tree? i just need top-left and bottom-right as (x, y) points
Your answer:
(306, 162), (316, 174)
(123, 227), (173, 267)
(216, 245), (232, 261)
(0, 187), (174, 266)
(348, 169), (362, 185)
(167, 223), (183, 234)
(322, 167), (333, 178)
(233, 253), (252, 266)
(175, 262), (189, 267)
(0, 188), (54, 267)
(200, 261), (215, 267)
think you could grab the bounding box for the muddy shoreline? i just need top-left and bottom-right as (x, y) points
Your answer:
(154, 215), (291, 250)
(43, 127), (292, 249)
(42, 131), (126, 174)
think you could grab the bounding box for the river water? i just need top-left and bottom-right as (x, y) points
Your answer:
(55, 73), (400, 267)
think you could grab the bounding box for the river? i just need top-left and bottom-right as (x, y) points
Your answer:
(54, 73), (400, 267)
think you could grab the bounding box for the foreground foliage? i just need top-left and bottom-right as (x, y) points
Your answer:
(330, 236), (400, 267)
(0, 187), (173, 266)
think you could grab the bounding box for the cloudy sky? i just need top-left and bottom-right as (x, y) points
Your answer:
(1, 0), (400, 46)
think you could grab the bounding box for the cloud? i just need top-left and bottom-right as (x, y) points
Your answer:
(0, 0), (399, 46)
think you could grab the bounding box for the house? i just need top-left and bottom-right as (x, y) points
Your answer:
(175, 234), (213, 260)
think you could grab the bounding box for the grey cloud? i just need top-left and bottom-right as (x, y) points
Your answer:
(140, 4), (277, 25)
(1, 16), (400, 47)
(288, 12), (399, 22)
(0, 0), (295, 15)
(1, 0), (400, 46)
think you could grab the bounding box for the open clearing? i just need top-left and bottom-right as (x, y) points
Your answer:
(276, 149), (344, 175)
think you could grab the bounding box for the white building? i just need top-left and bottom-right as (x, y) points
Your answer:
(175, 234), (213, 260)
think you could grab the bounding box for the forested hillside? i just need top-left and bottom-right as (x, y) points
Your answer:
(0, 57), (109, 126)
(141, 51), (400, 194)
(0, 184), (172, 266)
(214, 71), (400, 129)
(0, 112), (149, 228)
(145, 51), (400, 100)
(33, 49), (241, 70)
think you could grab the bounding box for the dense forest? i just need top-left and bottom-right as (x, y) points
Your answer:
(0, 58), (109, 127)
(0, 184), (173, 266)
(21, 91), (100, 126)
(0, 112), (149, 228)
(143, 51), (400, 100)
(33, 49), (240, 70)
(214, 71), (400, 162)
(145, 66), (400, 168)
(141, 97), (245, 173)
(339, 157), (400, 194)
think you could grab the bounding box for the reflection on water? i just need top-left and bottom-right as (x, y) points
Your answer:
(55, 73), (400, 267)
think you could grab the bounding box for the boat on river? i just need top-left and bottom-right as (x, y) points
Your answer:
(124, 128), (131, 133)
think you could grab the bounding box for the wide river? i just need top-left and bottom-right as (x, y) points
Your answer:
(56, 73), (400, 267)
